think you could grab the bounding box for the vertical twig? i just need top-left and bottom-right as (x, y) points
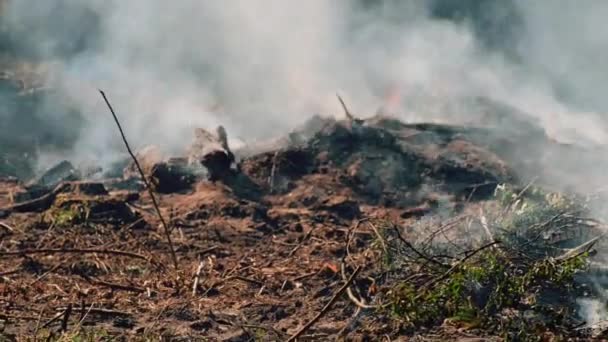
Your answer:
(33, 305), (46, 340)
(192, 261), (205, 296)
(336, 93), (355, 121)
(99, 90), (179, 270)
(60, 303), (72, 333)
(268, 151), (279, 193)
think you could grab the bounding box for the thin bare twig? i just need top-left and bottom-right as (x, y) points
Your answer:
(33, 305), (46, 339)
(293, 271), (317, 282)
(337, 307), (362, 338)
(76, 303), (95, 329)
(30, 263), (62, 285)
(60, 303), (72, 332)
(99, 90), (178, 270)
(289, 226), (317, 257)
(336, 93), (355, 121)
(54, 307), (131, 317)
(0, 248), (152, 263)
(417, 240), (501, 297)
(41, 309), (67, 329)
(346, 218), (368, 258)
(392, 224), (447, 268)
(0, 221), (14, 231)
(368, 222), (388, 256)
(0, 267), (21, 277)
(232, 275), (264, 287)
(286, 266), (362, 342)
(268, 151), (279, 193)
(87, 278), (145, 293)
(340, 263), (377, 310)
(192, 261), (205, 296)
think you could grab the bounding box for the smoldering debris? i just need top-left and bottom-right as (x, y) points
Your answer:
(3, 100), (608, 339)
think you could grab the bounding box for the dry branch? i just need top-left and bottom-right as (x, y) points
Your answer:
(99, 90), (178, 270)
(336, 93), (355, 121)
(287, 265), (361, 342)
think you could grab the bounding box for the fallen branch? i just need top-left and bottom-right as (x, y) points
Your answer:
(286, 265), (361, 342)
(99, 90), (178, 270)
(0, 183), (70, 216)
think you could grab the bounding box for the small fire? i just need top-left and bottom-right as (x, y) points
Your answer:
(377, 84), (403, 115)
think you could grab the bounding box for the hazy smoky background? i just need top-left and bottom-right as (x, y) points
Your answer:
(2, 0), (608, 325)
(1, 0), (608, 168)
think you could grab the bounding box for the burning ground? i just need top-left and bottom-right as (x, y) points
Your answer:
(2, 86), (608, 341)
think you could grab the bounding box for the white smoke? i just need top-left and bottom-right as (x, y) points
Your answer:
(2, 0), (608, 165)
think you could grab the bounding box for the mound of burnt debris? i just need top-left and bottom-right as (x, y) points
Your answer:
(2, 108), (608, 340)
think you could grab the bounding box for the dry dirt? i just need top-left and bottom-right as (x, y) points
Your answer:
(0, 114), (601, 341)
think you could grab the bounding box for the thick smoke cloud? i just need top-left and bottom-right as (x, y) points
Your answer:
(2, 0), (608, 166)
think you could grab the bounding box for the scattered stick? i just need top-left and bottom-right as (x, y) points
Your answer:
(340, 263), (377, 310)
(337, 307), (362, 338)
(0, 267), (21, 277)
(289, 226), (317, 257)
(0, 221), (14, 232)
(368, 222), (388, 256)
(192, 261), (205, 295)
(232, 275), (264, 287)
(511, 176), (539, 207)
(76, 303), (95, 329)
(33, 305), (46, 338)
(392, 224), (448, 268)
(346, 219), (368, 258)
(0, 248), (152, 263)
(88, 278), (145, 293)
(241, 324), (288, 339)
(195, 245), (219, 257)
(41, 309), (67, 329)
(54, 307), (131, 317)
(418, 240), (501, 296)
(479, 208), (498, 251)
(30, 263), (62, 285)
(293, 271), (317, 282)
(286, 266), (361, 342)
(60, 303), (72, 332)
(99, 90), (178, 270)
(421, 216), (468, 247)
